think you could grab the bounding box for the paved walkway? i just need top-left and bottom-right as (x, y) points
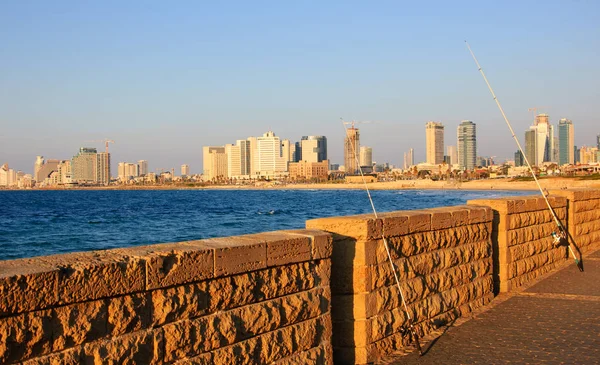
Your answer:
(381, 249), (600, 365)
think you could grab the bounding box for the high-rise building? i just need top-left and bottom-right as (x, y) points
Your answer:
(447, 145), (457, 166)
(597, 134), (600, 149)
(72, 148), (98, 183)
(532, 114), (553, 165)
(457, 121), (477, 170)
(225, 140), (250, 179)
(524, 128), (537, 166)
(96, 152), (111, 185)
(558, 118), (575, 165)
(403, 148), (414, 169)
(514, 150), (524, 167)
(579, 146), (599, 164)
(425, 122), (444, 165)
(256, 131), (287, 177)
(181, 164), (190, 176)
(71, 148), (110, 184)
(246, 137), (258, 176)
(57, 160), (72, 184)
(300, 136), (327, 163)
(359, 146), (373, 167)
(344, 127), (360, 175)
(34, 156), (44, 182)
(0, 164), (8, 186)
(203, 146), (227, 182)
(118, 162), (139, 180)
(138, 160), (148, 176)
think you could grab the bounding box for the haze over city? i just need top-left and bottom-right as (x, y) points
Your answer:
(1, 1), (599, 174)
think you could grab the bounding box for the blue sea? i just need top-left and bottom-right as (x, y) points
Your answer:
(0, 189), (532, 261)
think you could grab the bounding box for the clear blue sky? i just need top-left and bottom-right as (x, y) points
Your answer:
(1, 1), (598, 174)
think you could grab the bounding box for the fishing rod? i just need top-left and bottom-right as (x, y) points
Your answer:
(341, 118), (423, 355)
(465, 41), (583, 272)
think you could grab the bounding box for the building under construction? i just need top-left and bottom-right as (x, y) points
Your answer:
(344, 127), (360, 175)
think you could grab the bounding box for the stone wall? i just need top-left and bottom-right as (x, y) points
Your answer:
(306, 205), (494, 364)
(0, 230), (333, 364)
(549, 188), (600, 255)
(468, 196), (568, 293)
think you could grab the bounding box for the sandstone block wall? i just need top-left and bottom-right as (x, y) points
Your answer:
(468, 196), (568, 293)
(549, 189), (600, 255)
(307, 206), (494, 364)
(0, 229), (333, 365)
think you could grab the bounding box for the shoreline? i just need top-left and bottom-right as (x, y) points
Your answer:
(4, 177), (599, 192)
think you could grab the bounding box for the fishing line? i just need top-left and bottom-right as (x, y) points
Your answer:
(465, 41), (583, 272)
(341, 118), (423, 355)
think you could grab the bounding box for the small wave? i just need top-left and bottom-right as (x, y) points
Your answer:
(87, 220), (103, 224)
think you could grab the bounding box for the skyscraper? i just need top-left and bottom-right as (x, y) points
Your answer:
(558, 118), (574, 165)
(524, 128), (537, 166)
(72, 148), (98, 183)
(425, 121), (444, 165)
(138, 160), (148, 176)
(534, 114), (552, 164)
(457, 121), (477, 170)
(96, 152), (111, 185)
(300, 136), (327, 162)
(403, 148), (414, 169)
(447, 145), (457, 166)
(359, 146), (373, 167)
(344, 127), (360, 175)
(181, 164), (190, 176)
(256, 131), (287, 177)
(203, 146), (227, 182)
(597, 134), (600, 149)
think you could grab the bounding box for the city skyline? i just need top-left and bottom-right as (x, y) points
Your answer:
(1, 2), (599, 173)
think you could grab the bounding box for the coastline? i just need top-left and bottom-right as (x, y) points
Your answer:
(9, 177), (599, 192)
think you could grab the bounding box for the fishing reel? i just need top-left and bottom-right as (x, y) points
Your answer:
(400, 323), (423, 356)
(551, 229), (566, 247)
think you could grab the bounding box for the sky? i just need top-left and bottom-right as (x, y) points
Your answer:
(1, 1), (599, 174)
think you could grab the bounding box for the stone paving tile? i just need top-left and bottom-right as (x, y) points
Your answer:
(381, 296), (600, 365)
(380, 250), (600, 365)
(525, 259), (600, 297)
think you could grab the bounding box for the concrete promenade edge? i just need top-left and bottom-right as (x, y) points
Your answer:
(379, 248), (600, 365)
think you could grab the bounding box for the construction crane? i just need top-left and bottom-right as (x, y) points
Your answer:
(528, 107), (549, 125)
(340, 118), (376, 129)
(84, 139), (115, 153)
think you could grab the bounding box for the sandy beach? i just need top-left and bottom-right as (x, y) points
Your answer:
(199, 177), (600, 192)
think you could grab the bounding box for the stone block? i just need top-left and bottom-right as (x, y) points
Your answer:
(281, 229), (333, 260)
(4, 251), (145, 306)
(83, 328), (163, 365)
(307, 215), (383, 241)
(152, 281), (208, 326)
(200, 237), (267, 277)
(108, 292), (152, 336)
(116, 242), (213, 290)
(507, 222), (556, 246)
(50, 251), (145, 304)
(550, 188), (600, 201)
(573, 200), (600, 213)
(572, 210), (600, 225)
(0, 258), (59, 316)
(21, 346), (83, 365)
(272, 341), (333, 365)
(208, 260), (328, 312)
(52, 300), (108, 352)
(379, 212), (409, 237)
(0, 309), (53, 364)
(164, 287), (329, 362)
(404, 211), (432, 233)
(250, 231), (312, 267)
(466, 205), (492, 224)
(430, 210), (453, 230)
